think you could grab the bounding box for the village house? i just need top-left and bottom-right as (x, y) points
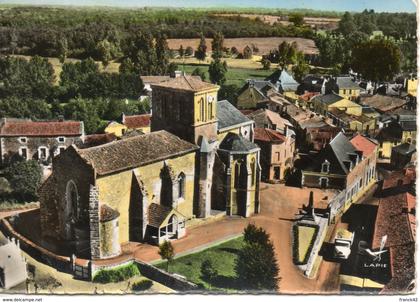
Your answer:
(376, 120), (416, 159)
(254, 128), (295, 182)
(236, 79), (277, 109)
(39, 75), (261, 261)
(390, 143), (416, 169)
(0, 118), (84, 166)
(104, 113), (151, 138)
(299, 119), (341, 151)
(296, 91), (320, 110)
(265, 69), (299, 102)
(335, 76), (361, 100)
(246, 108), (293, 135)
(312, 93), (362, 117)
(360, 94), (409, 114)
(301, 133), (377, 210)
(327, 107), (376, 133)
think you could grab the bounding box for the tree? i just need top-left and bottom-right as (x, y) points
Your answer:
(211, 31), (224, 60)
(338, 12), (357, 37)
(156, 34), (171, 74)
(96, 39), (113, 69)
(351, 38), (401, 85)
(4, 160), (42, 202)
(292, 52), (310, 82)
(242, 45), (253, 59)
(158, 240), (175, 272)
(208, 59), (227, 85)
(218, 84), (239, 102)
(57, 36), (68, 64)
(178, 45), (185, 57)
(261, 57), (271, 70)
(235, 224), (279, 292)
(200, 259), (218, 282)
(289, 14), (304, 27)
(195, 34), (207, 61)
(192, 67), (207, 81)
(185, 46), (194, 57)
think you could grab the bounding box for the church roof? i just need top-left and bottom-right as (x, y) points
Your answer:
(219, 132), (260, 154)
(150, 75), (218, 92)
(217, 100), (253, 131)
(76, 130), (198, 176)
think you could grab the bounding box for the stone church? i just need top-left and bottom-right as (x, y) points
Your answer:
(39, 75), (261, 260)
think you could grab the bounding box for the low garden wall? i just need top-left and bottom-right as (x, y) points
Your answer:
(135, 260), (199, 292)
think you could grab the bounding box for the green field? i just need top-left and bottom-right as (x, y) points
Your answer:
(179, 64), (273, 86)
(156, 236), (244, 292)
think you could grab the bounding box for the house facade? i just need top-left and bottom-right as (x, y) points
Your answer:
(254, 128), (295, 182)
(301, 133), (377, 209)
(0, 118), (84, 166)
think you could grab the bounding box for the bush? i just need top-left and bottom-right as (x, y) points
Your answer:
(4, 160), (42, 202)
(200, 259), (218, 281)
(132, 279), (153, 291)
(93, 263), (140, 283)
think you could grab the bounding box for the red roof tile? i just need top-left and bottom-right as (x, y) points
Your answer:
(123, 114), (151, 129)
(0, 119), (83, 137)
(372, 192), (415, 250)
(254, 128), (285, 143)
(350, 134), (377, 157)
(80, 133), (117, 148)
(382, 167), (416, 190)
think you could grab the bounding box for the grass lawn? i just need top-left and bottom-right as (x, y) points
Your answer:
(178, 63), (273, 87)
(297, 225), (317, 263)
(156, 236), (244, 292)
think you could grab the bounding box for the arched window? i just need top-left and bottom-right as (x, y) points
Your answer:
(250, 158), (256, 186)
(66, 180), (79, 220)
(321, 160), (330, 174)
(178, 172), (186, 199)
(200, 97), (206, 122)
(208, 100), (213, 120)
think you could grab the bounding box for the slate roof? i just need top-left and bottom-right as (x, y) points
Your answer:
(254, 128), (285, 143)
(217, 100), (253, 131)
(219, 132), (260, 153)
(312, 93), (343, 105)
(100, 204), (120, 222)
(150, 75), (217, 92)
(0, 118), (83, 137)
(76, 130), (198, 176)
(123, 114), (151, 129)
(336, 76), (360, 90)
(392, 143), (416, 155)
(350, 134), (377, 157)
(266, 69), (299, 92)
(305, 132), (359, 175)
(376, 123), (403, 142)
(360, 95), (408, 113)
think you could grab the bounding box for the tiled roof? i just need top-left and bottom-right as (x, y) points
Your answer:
(150, 75), (217, 92)
(299, 91), (320, 102)
(217, 100), (252, 130)
(247, 109), (292, 130)
(79, 133), (118, 149)
(0, 118), (83, 137)
(123, 114), (151, 129)
(77, 130), (198, 175)
(140, 75), (171, 84)
(381, 243), (415, 293)
(147, 203), (184, 228)
(381, 167), (416, 191)
(254, 128), (285, 143)
(372, 192), (415, 249)
(219, 132), (260, 153)
(360, 95), (408, 112)
(350, 134), (377, 157)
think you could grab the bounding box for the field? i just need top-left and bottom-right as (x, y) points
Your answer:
(214, 13), (340, 30)
(167, 37), (319, 55)
(156, 236), (244, 292)
(177, 63), (273, 86)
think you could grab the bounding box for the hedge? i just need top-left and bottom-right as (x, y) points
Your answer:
(93, 263), (140, 283)
(132, 279), (153, 291)
(292, 223), (319, 265)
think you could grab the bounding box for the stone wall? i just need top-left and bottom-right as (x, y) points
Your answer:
(89, 186), (100, 260)
(135, 260), (199, 292)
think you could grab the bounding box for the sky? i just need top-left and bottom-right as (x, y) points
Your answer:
(0, 0), (417, 12)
